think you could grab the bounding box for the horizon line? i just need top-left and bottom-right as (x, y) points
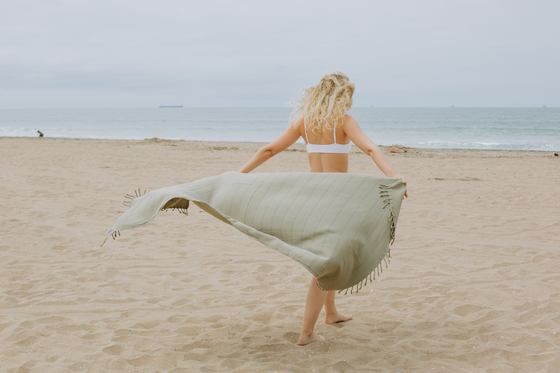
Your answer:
(0, 106), (557, 110)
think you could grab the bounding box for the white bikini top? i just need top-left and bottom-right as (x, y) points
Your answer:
(304, 122), (352, 154)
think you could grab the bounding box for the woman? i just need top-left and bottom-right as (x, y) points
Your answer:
(237, 72), (407, 345)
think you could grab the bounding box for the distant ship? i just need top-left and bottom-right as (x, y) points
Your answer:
(159, 105), (183, 108)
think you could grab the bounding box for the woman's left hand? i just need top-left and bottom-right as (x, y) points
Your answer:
(397, 175), (408, 199)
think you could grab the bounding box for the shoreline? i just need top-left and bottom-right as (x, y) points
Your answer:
(2, 137), (557, 158)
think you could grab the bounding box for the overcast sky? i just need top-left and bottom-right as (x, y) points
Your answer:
(1, 0), (558, 108)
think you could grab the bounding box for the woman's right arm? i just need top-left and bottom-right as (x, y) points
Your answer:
(344, 115), (408, 196)
(237, 123), (301, 173)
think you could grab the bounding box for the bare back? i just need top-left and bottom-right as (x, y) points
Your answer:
(297, 120), (351, 173)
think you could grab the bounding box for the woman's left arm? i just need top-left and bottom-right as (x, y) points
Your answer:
(237, 123), (301, 173)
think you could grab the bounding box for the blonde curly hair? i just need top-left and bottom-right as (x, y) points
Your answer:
(290, 72), (355, 133)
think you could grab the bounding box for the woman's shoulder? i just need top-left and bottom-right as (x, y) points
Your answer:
(291, 117), (304, 127)
(289, 118), (305, 133)
(343, 114), (358, 126)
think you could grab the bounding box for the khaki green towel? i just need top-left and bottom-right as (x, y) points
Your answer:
(105, 172), (406, 293)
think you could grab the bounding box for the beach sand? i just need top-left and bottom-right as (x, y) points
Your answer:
(1, 137), (559, 373)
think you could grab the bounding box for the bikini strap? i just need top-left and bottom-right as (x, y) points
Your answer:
(333, 124), (337, 144)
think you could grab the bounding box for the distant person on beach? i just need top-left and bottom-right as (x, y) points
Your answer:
(37, 131), (44, 137)
(237, 72), (407, 345)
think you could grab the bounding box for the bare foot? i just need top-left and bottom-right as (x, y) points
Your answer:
(324, 312), (353, 325)
(297, 332), (325, 346)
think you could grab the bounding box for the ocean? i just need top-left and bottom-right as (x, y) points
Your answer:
(1, 108), (559, 151)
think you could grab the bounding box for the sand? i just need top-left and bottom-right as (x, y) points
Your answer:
(1, 137), (559, 373)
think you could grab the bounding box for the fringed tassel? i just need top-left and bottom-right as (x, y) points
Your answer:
(337, 248), (393, 295)
(107, 189), (148, 246)
(123, 188), (147, 207)
(337, 183), (399, 295)
(100, 236), (109, 247)
(166, 207), (189, 216)
(100, 229), (120, 247)
(161, 199), (190, 216)
(379, 184), (397, 245)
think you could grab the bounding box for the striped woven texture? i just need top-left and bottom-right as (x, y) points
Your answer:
(106, 172), (406, 292)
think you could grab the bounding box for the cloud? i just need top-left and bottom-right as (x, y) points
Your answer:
(1, 0), (559, 108)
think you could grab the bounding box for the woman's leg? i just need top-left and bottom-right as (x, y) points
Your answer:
(298, 277), (328, 345)
(298, 278), (354, 345)
(323, 291), (353, 325)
